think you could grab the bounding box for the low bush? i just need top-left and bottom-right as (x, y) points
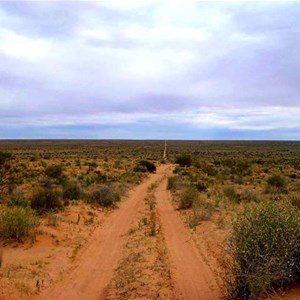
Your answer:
(31, 188), (62, 213)
(87, 185), (120, 207)
(194, 181), (208, 192)
(223, 185), (240, 203)
(167, 176), (178, 190)
(266, 174), (288, 194)
(175, 154), (192, 167)
(239, 190), (259, 203)
(45, 164), (63, 178)
(226, 202), (300, 300)
(135, 160), (156, 173)
(63, 180), (82, 200)
(179, 186), (198, 209)
(288, 193), (300, 208)
(0, 152), (12, 166)
(8, 189), (29, 207)
(0, 206), (38, 242)
(189, 197), (214, 227)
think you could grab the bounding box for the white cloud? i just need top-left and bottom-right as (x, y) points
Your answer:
(0, 28), (51, 61)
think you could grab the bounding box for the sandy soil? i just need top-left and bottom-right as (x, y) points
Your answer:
(4, 163), (298, 299)
(105, 173), (174, 299)
(29, 167), (166, 300)
(0, 204), (103, 300)
(155, 173), (220, 300)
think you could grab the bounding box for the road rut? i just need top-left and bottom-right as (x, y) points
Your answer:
(33, 166), (167, 300)
(156, 170), (220, 300)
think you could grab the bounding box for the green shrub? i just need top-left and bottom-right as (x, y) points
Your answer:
(167, 176), (178, 190)
(63, 180), (82, 200)
(266, 174), (288, 194)
(133, 164), (148, 173)
(45, 164), (63, 178)
(239, 190), (259, 203)
(179, 186), (198, 209)
(87, 185), (120, 207)
(175, 154), (192, 167)
(0, 206), (38, 242)
(223, 185), (240, 203)
(8, 189), (29, 207)
(135, 160), (156, 173)
(31, 188), (62, 213)
(0, 152), (12, 167)
(226, 202), (300, 300)
(189, 197), (214, 227)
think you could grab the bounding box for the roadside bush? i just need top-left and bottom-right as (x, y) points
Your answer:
(63, 180), (82, 200)
(175, 154), (192, 167)
(133, 164), (148, 173)
(0, 206), (38, 242)
(167, 176), (178, 190)
(167, 176), (187, 191)
(135, 160), (156, 173)
(226, 202), (300, 300)
(31, 188), (62, 213)
(189, 197), (214, 227)
(266, 174), (288, 194)
(179, 186), (198, 209)
(45, 164), (63, 178)
(87, 185), (120, 207)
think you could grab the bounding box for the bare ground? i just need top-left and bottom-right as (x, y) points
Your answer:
(30, 166), (166, 300)
(1, 139), (300, 300)
(155, 172), (220, 300)
(105, 176), (174, 300)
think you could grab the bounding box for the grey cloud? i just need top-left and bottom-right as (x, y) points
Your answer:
(0, 1), (299, 138)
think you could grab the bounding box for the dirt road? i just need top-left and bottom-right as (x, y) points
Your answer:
(33, 166), (166, 300)
(156, 173), (220, 300)
(32, 164), (220, 300)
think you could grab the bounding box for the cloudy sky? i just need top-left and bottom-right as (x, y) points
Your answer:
(0, 1), (299, 139)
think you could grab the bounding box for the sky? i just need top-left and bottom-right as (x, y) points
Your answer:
(0, 0), (299, 140)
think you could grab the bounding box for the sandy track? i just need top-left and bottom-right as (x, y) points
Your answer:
(32, 166), (167, 300)
(156, 171), (220, 300)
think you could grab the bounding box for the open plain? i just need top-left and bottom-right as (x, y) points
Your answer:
(0, 140), (300, 300)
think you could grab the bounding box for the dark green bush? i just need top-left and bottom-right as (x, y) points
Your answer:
(175, 154), (192, 167)
(226, 202), (300, 300)
(63, 180), (82, 200)
(194, 181), (207, 192)
(179, 186), (198, 209)
(45, 164), (63, 178)
(0, 152), (12, 166)
(133, 164), (148, 173)
(31, 188), (62, 213)
(87, 185), (120, 207)
(135, 160), (156, 173)
(0, 206), (38, 242)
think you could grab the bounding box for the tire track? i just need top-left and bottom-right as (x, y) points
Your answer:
(32, 166), (168, 300)
(156, 169), (220, 300)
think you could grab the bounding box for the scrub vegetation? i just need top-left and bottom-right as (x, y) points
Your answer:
(0, 140), (300, 299)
